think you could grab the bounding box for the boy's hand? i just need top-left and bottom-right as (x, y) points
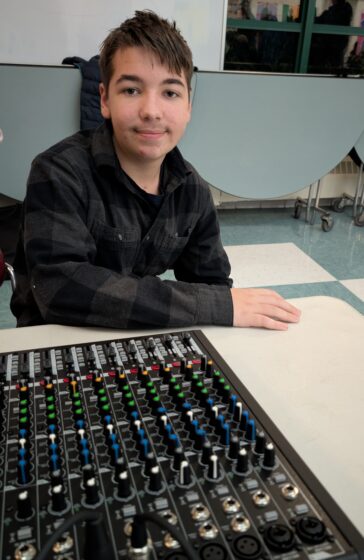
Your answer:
(231, 288), (301, 330)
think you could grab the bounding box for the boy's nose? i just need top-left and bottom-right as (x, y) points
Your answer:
(139, 94), (162, 120)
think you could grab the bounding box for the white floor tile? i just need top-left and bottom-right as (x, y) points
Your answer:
(340, 279), (364, 302)
(225, 243), (335, 287)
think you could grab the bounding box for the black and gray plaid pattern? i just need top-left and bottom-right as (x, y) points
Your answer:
(11, 123), (233, 329)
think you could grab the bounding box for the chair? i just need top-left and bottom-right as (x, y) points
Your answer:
(0, 249), (16, 291)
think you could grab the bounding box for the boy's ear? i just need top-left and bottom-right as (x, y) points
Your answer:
(99, 83), (111, 119)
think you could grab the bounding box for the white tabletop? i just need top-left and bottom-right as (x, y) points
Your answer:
(1, 296), (363, 535)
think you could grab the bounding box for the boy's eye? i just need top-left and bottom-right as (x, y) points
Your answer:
(165, 90), (179, 98)
(122, 87), (139, 95)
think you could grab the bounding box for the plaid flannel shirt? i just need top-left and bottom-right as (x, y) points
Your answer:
(11, 123), (233, 329)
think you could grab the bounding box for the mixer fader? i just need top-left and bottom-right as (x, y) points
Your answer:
(0, 330), (363, 560)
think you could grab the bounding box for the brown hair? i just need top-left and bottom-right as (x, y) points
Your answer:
(99, 10), (194, 92)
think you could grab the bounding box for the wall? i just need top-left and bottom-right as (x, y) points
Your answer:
(0, 0), (226, 71)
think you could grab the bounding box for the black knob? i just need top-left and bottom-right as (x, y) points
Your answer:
(262, 442), (276, 469)
(82, 464), (95, 486)
(178, 460), (192, 486)
(144, 452), (157, 476)
(255, 431), (266, 454)
(172, 447), (184, 471)
(115, 457), (127, 479)
(85, 477), (100, 505)
(228, 435), (240, 460)
(17, 490), (33, 519)
(117, 471), (131, 499)
(201, 441), (213, 465)
(148, 465), (163, 493)
(236, 447), (249, 474)
(50, 469), (63, 487)
(207, 454), (220, 480)
(51, 484), (67, 512)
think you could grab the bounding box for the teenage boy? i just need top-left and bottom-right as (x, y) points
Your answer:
(11, 11), (300, 330)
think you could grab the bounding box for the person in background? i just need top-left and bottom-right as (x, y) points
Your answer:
(11, 10), (300, 331)
(309, 0), (353, 73)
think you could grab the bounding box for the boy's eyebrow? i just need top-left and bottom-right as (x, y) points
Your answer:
(115, 74), (186, 89)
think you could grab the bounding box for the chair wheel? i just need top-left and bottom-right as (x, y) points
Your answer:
(332, 198), (345, 213)
(321, 216), (333, 232)
(293, 203), (302, 219)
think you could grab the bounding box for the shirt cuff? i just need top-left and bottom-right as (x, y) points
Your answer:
(195, 284), (233, 326)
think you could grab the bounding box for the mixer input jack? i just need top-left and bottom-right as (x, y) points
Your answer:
(263, 524), (295, 553)
(199, 542), (228, 560)
(295, 516), (327, 544)
(232, 535), (262, 559)
(14, 542), (37, 560)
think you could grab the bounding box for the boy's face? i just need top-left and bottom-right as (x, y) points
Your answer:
(100, 47), (192, 169)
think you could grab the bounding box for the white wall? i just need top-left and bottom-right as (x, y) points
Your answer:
(0, 0), (226, 70)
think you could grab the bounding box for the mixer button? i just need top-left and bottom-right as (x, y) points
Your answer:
(228, 435), (240, 459)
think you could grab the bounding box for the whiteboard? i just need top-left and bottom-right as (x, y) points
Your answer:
(0, 0), (226, 71)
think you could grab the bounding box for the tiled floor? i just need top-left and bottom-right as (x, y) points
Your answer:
(1, 205), (363, 330)
(219, 207), (364, 315)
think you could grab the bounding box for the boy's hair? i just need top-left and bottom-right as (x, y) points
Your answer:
(99, 10), (194, 92)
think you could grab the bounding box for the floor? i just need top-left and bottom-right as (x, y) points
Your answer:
(1, 205), (363, 330)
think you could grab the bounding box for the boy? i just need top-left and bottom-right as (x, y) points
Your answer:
(11, 11), (300, 330)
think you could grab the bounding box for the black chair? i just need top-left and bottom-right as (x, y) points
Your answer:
(0, 248), (16, 291)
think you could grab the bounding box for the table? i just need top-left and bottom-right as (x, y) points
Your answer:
(1, 295), (363, 536)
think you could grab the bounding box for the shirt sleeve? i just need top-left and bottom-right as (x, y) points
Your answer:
(22, 154), (233, 329)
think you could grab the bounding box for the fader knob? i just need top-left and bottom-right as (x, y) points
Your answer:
(17, 490), (33, 519)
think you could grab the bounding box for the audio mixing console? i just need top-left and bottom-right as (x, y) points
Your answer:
(0, 330), (363, 560)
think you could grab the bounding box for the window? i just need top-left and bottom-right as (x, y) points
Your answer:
(224, 0), (364, 73)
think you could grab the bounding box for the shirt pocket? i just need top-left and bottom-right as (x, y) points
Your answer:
(91, 220), (140, 273)
(156, 225), (192, 268)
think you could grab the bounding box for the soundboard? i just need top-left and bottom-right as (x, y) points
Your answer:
(0, 330), (363, 560)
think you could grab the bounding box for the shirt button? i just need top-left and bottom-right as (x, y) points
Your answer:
(146, 235), (150, 241)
